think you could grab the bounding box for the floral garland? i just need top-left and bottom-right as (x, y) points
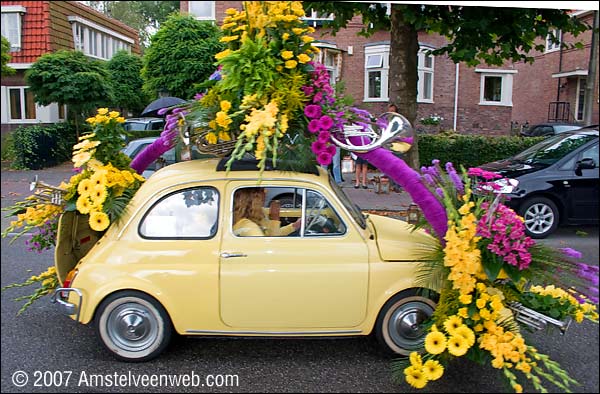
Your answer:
(2, 108), (144, 313)
(394, 160), (599, 393)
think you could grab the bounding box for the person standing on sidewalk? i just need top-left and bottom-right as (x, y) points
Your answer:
(322, 146), (343, 184)
(352, 152), (369, 189)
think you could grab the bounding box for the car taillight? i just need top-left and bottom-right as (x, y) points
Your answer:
(60, 269), (78, 297)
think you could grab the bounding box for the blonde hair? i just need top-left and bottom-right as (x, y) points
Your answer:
(233, 188), (265, 224)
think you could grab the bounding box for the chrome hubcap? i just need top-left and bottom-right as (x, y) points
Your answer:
(524, 203), (554, 234)
(388, 301), (434, 351)
(107, 303), (158, 352)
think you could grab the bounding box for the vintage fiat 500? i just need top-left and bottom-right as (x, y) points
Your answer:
(52, 157), (438, 362)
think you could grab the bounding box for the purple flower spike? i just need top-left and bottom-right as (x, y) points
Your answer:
(560, 247), (583, 259)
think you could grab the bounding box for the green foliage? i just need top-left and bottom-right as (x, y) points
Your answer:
(1, 132), (17, 161)
(1, 35), (15, 76)
(25, 50), (114, 114)
(10, 123), (83, 170)
(418, 134), (543, 168)
(88, 1), (179, 48)
(306, 3), (589, 66)
(142, 14), (224, 99)
(106, 50), (147, 114)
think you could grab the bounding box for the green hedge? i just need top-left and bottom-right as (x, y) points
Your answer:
(418, 133), (544, 169)
(10, 123), (80, 170)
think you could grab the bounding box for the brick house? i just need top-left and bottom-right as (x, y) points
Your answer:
(1, 1), (141, 134)
(180, 1), (598, 135)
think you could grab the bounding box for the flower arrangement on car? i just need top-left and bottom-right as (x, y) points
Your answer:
(2, 108), (144, 314)
(391, 161), (598, 393)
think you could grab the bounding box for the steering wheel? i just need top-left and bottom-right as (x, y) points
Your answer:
(305, 198), (326, 231)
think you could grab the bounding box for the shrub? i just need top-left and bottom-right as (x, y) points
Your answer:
(418, 133), (544, 168)
(10, 123), (82, 170)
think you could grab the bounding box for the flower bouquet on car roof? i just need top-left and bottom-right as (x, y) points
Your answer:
(393, 160), (598, 392)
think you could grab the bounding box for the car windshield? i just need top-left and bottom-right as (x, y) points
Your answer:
(512, 133), (597, 166)
(329, 177), (367, 228)
(124, 122), (148, 131)
(555, 125), (582, 133)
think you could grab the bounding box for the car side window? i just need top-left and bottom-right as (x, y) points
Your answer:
(232, 186), (346, 237)
(304, 190), (346, 236)
(140, 187), (219, 238)
(580, 144), (599, 167)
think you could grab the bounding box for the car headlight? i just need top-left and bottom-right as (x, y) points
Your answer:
(477, 178), (519, 194)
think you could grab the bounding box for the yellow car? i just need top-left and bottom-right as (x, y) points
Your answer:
(52, 158), (438, 362)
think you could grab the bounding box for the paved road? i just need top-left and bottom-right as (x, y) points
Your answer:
(1, 162), (598, 393)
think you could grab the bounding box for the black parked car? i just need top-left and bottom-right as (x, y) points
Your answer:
(479, 127), (598, 238)
(520, 122), (582, 137)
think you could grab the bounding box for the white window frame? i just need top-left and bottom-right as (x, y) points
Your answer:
(417, 47), (435, 103)
(545, 29), (562, 53)
(575, 77), (587, 121)
(475, 69), (517, 107)
(1, 5), (26, 51)
(7, 86), (38, 123)
(302, 8), (334, 28)
(188, 1), (215, 21)
(68, 16), (133, 60)
(313, 43), (341, 86)
(364, 44), (389, 102)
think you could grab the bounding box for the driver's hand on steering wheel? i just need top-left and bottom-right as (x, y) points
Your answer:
(292, 218), (302, 230)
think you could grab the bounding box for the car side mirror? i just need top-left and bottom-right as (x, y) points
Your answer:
(575, 158), (596, 175)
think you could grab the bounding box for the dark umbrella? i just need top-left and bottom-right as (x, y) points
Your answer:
(140, 96), (187, 117)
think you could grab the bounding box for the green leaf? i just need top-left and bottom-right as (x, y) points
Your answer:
(502, 263), (523, 283)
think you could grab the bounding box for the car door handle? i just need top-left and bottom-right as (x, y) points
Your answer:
(221, 252), (247, 258)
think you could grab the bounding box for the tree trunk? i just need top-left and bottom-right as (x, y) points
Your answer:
(389, 5), (420, 169)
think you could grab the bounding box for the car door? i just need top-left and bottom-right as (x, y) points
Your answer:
(564, 142), (599, 222)
(219, 182), (369, 330)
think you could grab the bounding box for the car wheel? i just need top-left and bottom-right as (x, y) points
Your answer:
(519, 197), (559, 239)
(375, 290), (437, 356)
(95, 291), (173, 362)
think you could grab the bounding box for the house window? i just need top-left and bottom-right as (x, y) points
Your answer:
(418, 48), (434, 102)
(545, 29), (562, 53)
(576, 78), (587, 121)
(1, 6), (25, 51)
(188, 1), (215, 21)
(303, 8), (334, 27)
(476, 69), (516, 106)
(364, 45), (389, 101)
(313, 45), (340, 86)
(69, 17), (133, 60)
(8, 87), (37, 121)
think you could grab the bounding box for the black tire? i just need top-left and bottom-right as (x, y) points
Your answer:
(374, 290), (437, 356)
(95, 291), (173, 362)
(518, 197), (559, 239)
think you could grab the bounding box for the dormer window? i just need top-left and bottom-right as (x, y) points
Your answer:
(1, 5), (26, 51)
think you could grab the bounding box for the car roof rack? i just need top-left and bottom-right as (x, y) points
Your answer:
(216, 157), (320, 175)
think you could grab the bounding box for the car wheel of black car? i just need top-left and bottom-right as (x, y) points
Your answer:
(375, 290), (437, 356)
(96, 291), (173, 362)
(519, 197), (559, 239)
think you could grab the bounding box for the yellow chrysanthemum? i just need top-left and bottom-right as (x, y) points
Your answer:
(301, 35), (314, 43)
(453, 325), (475, 347)
(458, 293), (472, 304)
(409, 351), (423, 367)
(109, 111), (119, 118)
(281, 50), (294, 60)
(116, 116), (125, 123)
(404, 365), (428, 389)
(443, 315), (463, 335)
(424, 331), (447, 355)
(97, 108), (108, 115)
(76, 196), (92, 214)
(297, 53), (311, 63)
(220, 100), (232, 112)
(284, 60), (297, 69)
(90, 184), (108, 205)
(72, 151), (92, 168)
(206, 132), (218, 144)
(423, 359), (444, 381)
(77, 179), (93, 196)
(89, 211), (110, 232)
(447, 335), (469, 356)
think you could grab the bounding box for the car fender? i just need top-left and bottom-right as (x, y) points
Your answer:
(74, 271), (178, 329)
